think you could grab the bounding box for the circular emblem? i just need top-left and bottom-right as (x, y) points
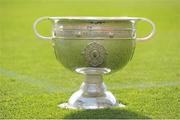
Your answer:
(84, 41), (107, 67)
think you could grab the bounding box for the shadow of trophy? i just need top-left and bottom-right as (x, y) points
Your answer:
(33, 16), (155, 109)
(63, 109), (150, 119)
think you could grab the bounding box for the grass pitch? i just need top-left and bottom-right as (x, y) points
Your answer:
(0, 0), (180, 119)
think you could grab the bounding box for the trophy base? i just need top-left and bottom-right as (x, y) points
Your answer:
(58, 67), (125, 109)
(59, 102), (125, 110)
(58, 91), (125, 109)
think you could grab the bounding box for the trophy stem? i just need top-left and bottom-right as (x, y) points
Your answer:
(58, 67), (125, 109)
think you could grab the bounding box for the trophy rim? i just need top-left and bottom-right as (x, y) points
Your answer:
(50, 16), (139, 21)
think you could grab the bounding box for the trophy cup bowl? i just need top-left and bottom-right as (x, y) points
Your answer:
(33, 17), (155, 109)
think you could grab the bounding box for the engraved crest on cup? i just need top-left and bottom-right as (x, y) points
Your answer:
(83, 41), (107, 67)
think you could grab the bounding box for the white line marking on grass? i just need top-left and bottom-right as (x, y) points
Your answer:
(109, 81), (180, 90)
(0, 67), (74, 93)
(0, 68), (179, 93)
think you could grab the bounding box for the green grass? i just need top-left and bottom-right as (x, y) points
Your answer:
(0, 0), (180, 119)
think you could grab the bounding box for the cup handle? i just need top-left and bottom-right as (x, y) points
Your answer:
(136, 18), (156, 42)
(33, 16), (52, 40)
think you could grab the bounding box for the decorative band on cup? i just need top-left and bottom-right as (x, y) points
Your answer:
(53, 28), (136, 39)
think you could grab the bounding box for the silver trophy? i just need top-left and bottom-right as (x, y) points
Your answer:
(33, 17), (155, 109)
